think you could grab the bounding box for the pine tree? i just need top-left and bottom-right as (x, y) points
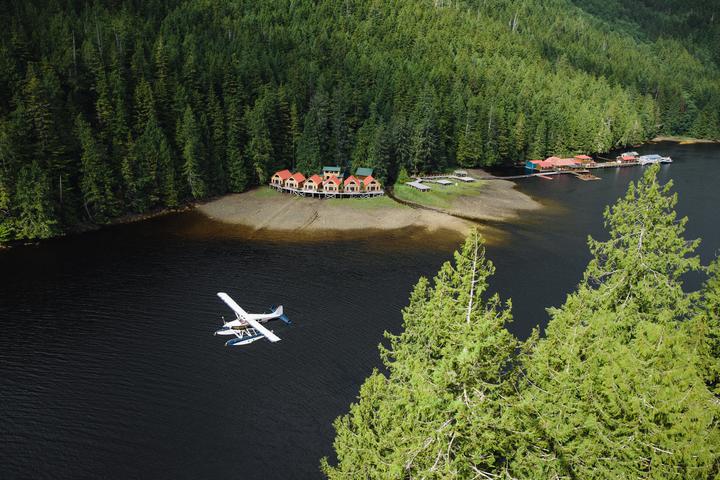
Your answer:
(0, 170), (11, 242)
(0, 122), (14, 242)
(75, 115), (116, 222)
(290, 102), (301, 170)
(244, 97), (275, 184)
(13, 162), (57, 239)
(177, 105), (207, 199)
(409, 90), (442, 174)
(456, 105), (483, 167)
(296, 88), (331, 173)
(510, 166), (718, 479)
(225, 76), (250, 192)
(207, 87), (227, 194)
(324, 230), (518, 478)
(692, 257), (720, 394)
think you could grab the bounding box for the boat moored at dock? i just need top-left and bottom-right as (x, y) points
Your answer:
(638, 154), (672, 165)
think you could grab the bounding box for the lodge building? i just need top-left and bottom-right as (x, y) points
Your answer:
(269, 167), (383, 198)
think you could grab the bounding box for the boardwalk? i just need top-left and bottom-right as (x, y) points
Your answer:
(271, 185), (385, 198)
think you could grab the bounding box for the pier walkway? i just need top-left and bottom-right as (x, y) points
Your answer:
(271, 185), (385, 199)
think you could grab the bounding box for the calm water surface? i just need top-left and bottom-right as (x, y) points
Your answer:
(0, 141), (717, 479)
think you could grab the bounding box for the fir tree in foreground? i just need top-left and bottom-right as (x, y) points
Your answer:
(324, 165), (720, 479)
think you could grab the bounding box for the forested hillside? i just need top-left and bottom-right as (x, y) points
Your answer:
(1, 0), (719, 241)
(324, 166), (720, 478)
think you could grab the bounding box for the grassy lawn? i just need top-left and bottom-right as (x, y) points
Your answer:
(250, 186), (282, 198)
(393, 181), (484, 208)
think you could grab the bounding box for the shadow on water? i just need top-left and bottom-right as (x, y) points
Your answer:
(0, 141), (717, 479)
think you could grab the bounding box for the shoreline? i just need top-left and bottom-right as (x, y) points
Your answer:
(196, 174), (542, 238)
(651, 135), (719, 144)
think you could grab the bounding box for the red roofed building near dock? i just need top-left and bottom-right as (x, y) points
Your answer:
(271, 169), (292, 187)
(526, 156), (581, 172)
(343, 175), (361, 192)
(285, 172), (306, 189)
(323, 175), (341, 193)
(303, 174), (323, 192)
(551, 157), (582, 170)
(574, 154), (593, 164)
(528, 159), (553, 171)
(363, 175), (381, 192)
(617, 151), (639, 163)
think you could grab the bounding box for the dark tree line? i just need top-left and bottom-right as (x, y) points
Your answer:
(1, 0), (718, 241)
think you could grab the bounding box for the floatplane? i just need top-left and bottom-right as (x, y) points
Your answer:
(214, 292), (291, 346)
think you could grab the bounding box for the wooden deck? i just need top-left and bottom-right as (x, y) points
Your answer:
(271, 185), (385, 198)
(419, 174), (476, 182)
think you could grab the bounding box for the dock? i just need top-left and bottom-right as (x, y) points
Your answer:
(406, 181), (431, 191)
(571, 171), (601, 181)
(271, 185), (385, 199)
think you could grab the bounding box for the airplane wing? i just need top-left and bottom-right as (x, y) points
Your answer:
(247, 305), (283, 321)
(217, 292), (281, 343)
(243, 316), (281, 343)
(217, 292), (250, 318)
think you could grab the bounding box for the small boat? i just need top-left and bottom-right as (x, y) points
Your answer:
(638, 154), (672, 165)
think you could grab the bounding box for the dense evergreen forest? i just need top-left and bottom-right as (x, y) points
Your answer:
(324, 166), (720, 478)
(1, 0), (719, 241)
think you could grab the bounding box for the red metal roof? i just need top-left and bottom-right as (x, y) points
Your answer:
(343, 175), (360, 186)
(323, 175), (341, 185)
(553, 158), (580, 167)
(575, 155), (592, 160)
(289, 172), (306, 182)
(273, 169), (292, 180)
(307, 174), (323, 185)
(362, 175), (378, 186)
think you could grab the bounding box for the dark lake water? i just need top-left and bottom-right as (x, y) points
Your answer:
(1, 141), (717, 479)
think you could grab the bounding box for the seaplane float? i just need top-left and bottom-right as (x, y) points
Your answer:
(214, 292), (292, 346)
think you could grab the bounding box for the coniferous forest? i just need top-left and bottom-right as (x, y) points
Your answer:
(324, 166), (720, 478)
(1, 0), (719, 241)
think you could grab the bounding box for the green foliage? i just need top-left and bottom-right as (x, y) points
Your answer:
(75, 115), (117, 222)
(0, 0), (718, 241)
(395, 167), (411, 185)
(327, 166), (720, 478)
(693, 257), (720, 395)
(177, 105), (207, 199)
(13, 161), (57, 239)
(324, 229), (518, 478)
(393, 182), (485, 209)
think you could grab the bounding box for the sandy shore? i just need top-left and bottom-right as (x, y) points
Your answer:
(652, 135), (719, 144)
(196, 174), (541, 236)
(198, 191), (471, 233)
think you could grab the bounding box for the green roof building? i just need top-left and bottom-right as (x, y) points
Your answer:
(322, 165), (342, 180)
(355, 167), (374, 178)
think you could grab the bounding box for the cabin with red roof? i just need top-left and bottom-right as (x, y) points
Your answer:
(343, 175), (361, 193)
(363, 175), (381, 192)
(526, 159), (552, 171)
(304, 174), (323, 192)
(617, 151), (639, 163)
(526, 156), (581, 172)
(550, 157), (582, 170)
(574, 154), (593, 164)
(285, 172), (306, 189)
(271, 169), (292, 187)
(323, 175), (341, 193)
